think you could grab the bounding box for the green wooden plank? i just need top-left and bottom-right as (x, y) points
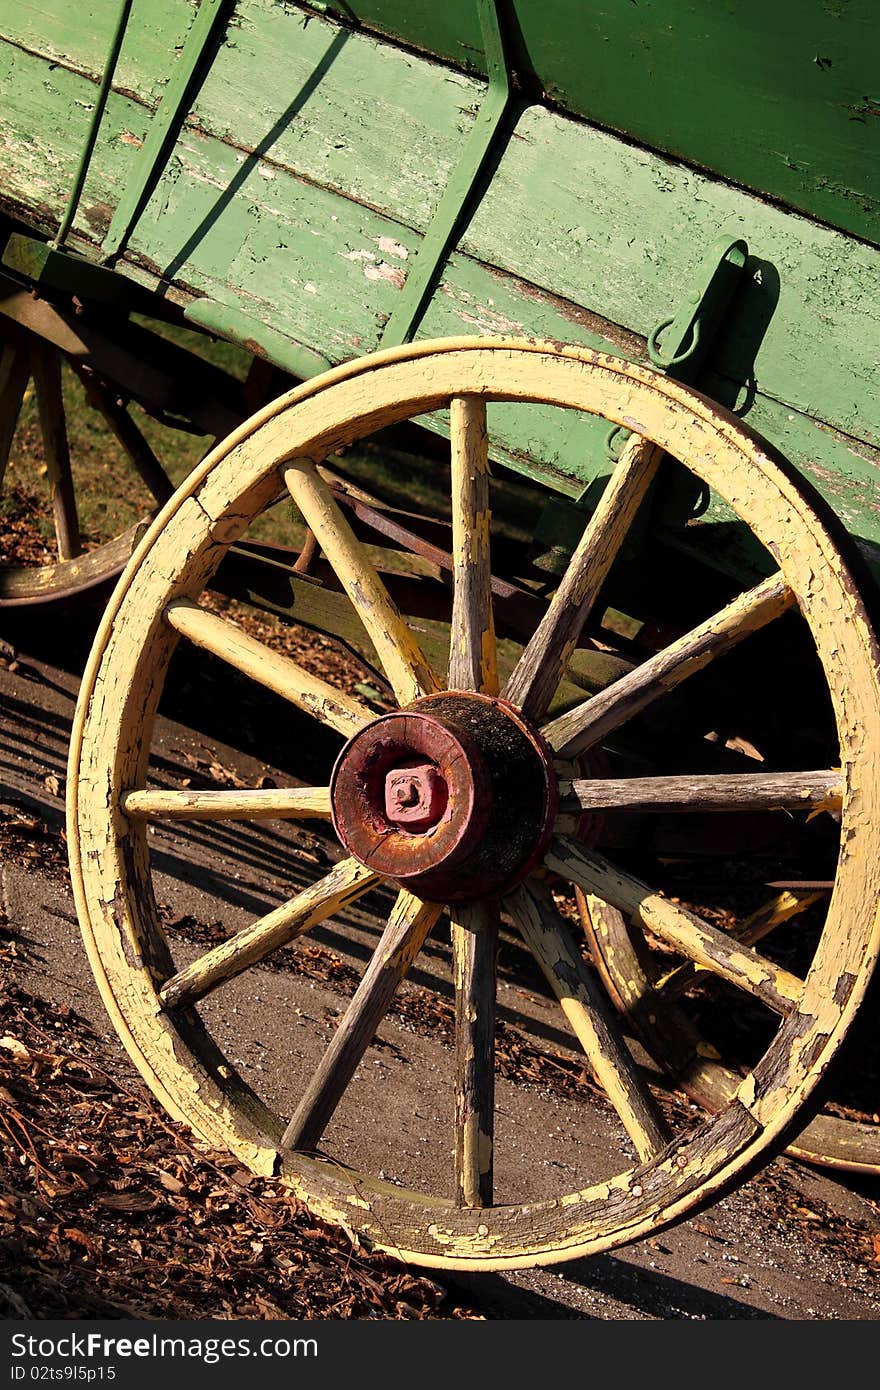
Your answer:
(190, 0), (478, 229)
(2, 6), (876, 448)
(0, 20), (877, 583)
(168, 5), (880, 449)
(464, 103), (880, 448)
(0, 43), (151, 236)
(0, 0), (200, 107)
(337, 0), (880, 245)
(102, 0), (230, 261)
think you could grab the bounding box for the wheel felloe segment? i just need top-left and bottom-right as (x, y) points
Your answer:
(331, 693), (558, 900)
(67, 338), (880, 1271)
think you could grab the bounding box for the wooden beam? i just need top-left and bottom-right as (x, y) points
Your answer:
(159, 857), (380, 1009)
(657, 888), (824, 1000)
(546, 837), (803, 1014)
(503, 436), (660, 720)
(283, 460), (440, 706)
(559, 769), (842, 817)
(506, 883), (670, 1162)
(0, 340), (30, 485)
(451, 900), (498, 1207)
(165, 598), (373, 739)
(281, 891), (440, 1151)
(72, 364), (175, 505)
(29, 341), (81, 560)
(122, 785), (332, 821)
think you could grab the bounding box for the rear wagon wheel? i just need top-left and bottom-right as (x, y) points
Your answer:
(0, 321), (176, 606)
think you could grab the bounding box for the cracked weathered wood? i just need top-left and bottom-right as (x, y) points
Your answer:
(65, 341), (880, 1267)
(29, 340), (81, 560)
(503, 435), (660, 719)
(547, 837), (803, 1015)
(159, 857), (380, 1009)
(543, 572), (795, 757)
(451, 900), (498, 1207)
(559, 769), (842, 817)
(164, 598), (373, 738)
(577, 890), (703, 1078)
(282, 891), (441, 1153)
(283, 459), (440, 705)
(122, 785), (332, 821)
(506, 883), (670, 1162)
(0, 339), (29, 486)
(448, 395), (497, 695)
(578, 890), (880, 1174)
(656, 888), (824, 1001)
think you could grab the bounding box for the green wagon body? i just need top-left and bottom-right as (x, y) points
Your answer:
(0, 0), (878, 580)
(4, 2), (880, 1261)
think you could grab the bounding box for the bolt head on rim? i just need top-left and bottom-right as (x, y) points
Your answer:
(330, 693), (559, 900)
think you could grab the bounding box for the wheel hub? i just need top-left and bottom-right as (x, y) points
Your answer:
(330, 692), (559, 900)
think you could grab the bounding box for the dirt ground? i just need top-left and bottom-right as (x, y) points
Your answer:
(1, 608), (880, 1321)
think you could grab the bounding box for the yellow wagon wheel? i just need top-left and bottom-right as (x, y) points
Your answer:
(67, 338), (880, 1271)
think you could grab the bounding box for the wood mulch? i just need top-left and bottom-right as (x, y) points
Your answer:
(0, 902), (480, 1320)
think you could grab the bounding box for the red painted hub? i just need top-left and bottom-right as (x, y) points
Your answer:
(330, 693), (558, 901)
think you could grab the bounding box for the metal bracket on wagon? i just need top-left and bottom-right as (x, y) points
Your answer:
(533, 234), (749, 577)
(605, 233), (749, 460)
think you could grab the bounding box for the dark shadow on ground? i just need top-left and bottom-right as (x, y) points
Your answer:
(442, 1251), (777, 1320)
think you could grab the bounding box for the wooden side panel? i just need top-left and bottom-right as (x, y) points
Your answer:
(1, 2), (878, 578)
(342, 0), (880, 246)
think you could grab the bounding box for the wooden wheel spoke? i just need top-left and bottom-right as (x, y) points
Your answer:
(506, 883), (670, 1162)
(559, 769), (842, 818)
(544, 573), (794, 757)
(578, 890), (702, 1077)
(656, 888), (824, 1000)
(448, 395), (497, 694)
(547, 837), (804, 1014)
(164, 598), (373, 738)
(159, 857), (381, 1010)
(122, 785), (332, 821)
(281, 891), (441, 1152)
(503, 435), (660, 720)
(283, 460), (440, 705)
(30, 341), (81, 560)
(452, 900), (499, 1207)
(0, 339), (30, 486)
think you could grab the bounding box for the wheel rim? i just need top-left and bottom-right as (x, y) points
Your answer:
(67, 338), (880, 1270)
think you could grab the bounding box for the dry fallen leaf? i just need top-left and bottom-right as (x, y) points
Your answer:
(98, 1192), (161, 1213)
(0, 1035), (31, 1061)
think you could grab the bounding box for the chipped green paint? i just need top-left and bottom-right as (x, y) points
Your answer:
(0, 0), (877, 583)
(339, 0), (880, 246)
(101, 0), (229, 261)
